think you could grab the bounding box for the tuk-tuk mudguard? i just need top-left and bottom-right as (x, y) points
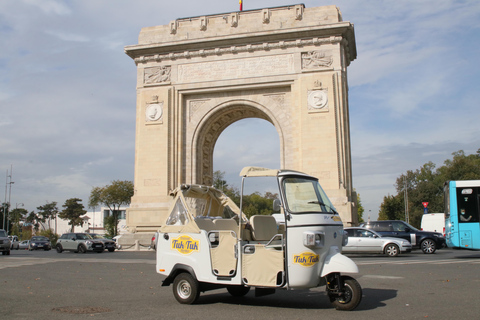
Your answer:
(320, 247), (359, 277)
(162, 263), (197, 287)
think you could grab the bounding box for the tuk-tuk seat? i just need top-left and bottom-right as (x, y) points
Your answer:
(195, 218), (215, 232)
(250, 215), (278, 241)
(213, 219), (238, 236)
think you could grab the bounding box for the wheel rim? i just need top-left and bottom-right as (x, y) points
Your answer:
(386, 245), (398, 256)
(177, 279), (192, 299)
(337, 283), (353, 304)
(423, 240), (435, 253)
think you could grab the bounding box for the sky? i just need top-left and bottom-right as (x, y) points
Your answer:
(1, 0), (480, 222)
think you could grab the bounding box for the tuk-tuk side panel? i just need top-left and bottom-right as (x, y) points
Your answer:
(242, 245), (284, 287)
(156, 231), (242, 285)
(286, 214), (345, 288)
(210, 231), (237, 277)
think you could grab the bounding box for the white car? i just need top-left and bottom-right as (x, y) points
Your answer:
(343, 227), (412, 257)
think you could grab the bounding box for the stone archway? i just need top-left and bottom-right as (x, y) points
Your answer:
(124, 4), (358, 234)
(192, 100), (285, 186)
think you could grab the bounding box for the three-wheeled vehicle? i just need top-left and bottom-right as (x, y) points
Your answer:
(155, 167), (362, 311)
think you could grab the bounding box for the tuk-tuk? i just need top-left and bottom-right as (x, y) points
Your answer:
(155, 167), (362, 311)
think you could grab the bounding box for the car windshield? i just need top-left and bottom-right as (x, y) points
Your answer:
(31, 236), (48, 241)
(282, 177), (337, 214)
(393, 221), (419, 232)
(76, 234), (93, 240)
(0, 230), (6, 237)
(90, 234), (106, 239)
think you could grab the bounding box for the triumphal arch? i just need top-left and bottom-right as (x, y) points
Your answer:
(124, 4), (358, 235)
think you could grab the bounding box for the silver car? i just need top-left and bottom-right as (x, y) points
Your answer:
(343, 227), (412, 257)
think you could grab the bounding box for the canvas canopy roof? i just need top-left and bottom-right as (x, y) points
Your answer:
(160, 184), (245, 234)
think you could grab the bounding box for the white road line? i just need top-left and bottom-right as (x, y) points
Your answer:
(360, 275), (404, 280)
(0, 257), (155, 270)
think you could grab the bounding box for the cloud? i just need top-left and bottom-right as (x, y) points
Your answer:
(1, 0), (480, 223)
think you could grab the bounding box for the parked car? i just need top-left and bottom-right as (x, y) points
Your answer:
(88, 233), (116, 252)
(18, 240), (30, 250)
(360, 220), (446, 254)
(29, 236), (52, 251)
(343, 227), (412, 257)
(0, 229), (11, 255)
(9, 235), (19, 249)
(150, 234), (156, 251)
(56, 233), (105, 253)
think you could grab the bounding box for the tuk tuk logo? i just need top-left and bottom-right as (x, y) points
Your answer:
(171, 235), (199, 255)
(293, 252), (319, 267)
(332, 216), (342, 222)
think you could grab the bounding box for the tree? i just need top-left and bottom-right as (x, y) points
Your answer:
(379, 149), (480, 228)
(9, 208), (28, 235)
(356, 193), (364, 223)
(25, 211), (40, 231)
(213, 170), (228, 190)
(59, 198), (86, 232)
(37, 202), (59, 232)
(89, 180), (134, 236)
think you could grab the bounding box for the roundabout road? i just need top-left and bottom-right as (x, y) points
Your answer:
(1, 248), (479, 319)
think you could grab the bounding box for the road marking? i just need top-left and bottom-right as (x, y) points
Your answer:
(355, 258), (480, 266)
(0, 257), (155, 270)
(361, 275), (404, 280)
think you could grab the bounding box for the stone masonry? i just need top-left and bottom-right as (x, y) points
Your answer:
(124, 4), (358, 238)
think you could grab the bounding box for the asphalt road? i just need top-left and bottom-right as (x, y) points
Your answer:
(1, 248), (480, 320)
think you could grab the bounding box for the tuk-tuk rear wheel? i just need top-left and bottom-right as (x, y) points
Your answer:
(328, 276), (362, 311)
(172, 273), (200, 304)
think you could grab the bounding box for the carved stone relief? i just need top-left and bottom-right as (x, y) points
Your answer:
(302, 51), (333, 69)
(307, 89), (329, 111)
(145, 102), (163, 122)
(144, 66), (171, 84)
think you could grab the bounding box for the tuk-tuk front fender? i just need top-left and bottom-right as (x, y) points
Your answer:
(320, 247), (359, 277)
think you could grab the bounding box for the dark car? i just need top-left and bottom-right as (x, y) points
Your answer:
(56, 233), (104, 253)
(360, 220), (446, 254)
(88, 233), (116, 252)
(0, 229), (11, 255)
(29, 236), (52, 251)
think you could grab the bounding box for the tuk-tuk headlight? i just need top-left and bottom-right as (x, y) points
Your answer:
(303, 231), (324, 248)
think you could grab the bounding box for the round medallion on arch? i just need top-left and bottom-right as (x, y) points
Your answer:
(307, 90), (328, 110)
(145, 103), (163, 122)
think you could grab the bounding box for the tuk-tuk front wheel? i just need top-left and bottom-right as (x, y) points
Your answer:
(172, 273), (200, 304)
(327, 275), (362, 311)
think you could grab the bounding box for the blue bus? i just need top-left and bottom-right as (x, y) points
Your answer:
(444, 180), (480, 250)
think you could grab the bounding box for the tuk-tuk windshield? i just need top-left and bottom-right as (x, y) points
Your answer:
(282, 177), (337, 214)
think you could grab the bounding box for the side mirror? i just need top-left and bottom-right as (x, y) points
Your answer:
(71, 237), (76, 241)
(405, 227), (411, 232)
(273, 199), (282, 212)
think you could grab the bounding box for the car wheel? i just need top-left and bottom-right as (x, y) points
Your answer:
(421, 239), (436, 254)
(384, 243), (400, 257)
(173, 273), (200, 304)
(328, 276), (362, 311)
(78, 244), (87, 254)
(108, 248), (115, 252)
(56, 244), (63, 253)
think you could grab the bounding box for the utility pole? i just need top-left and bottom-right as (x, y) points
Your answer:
(7, 165), (14, 234)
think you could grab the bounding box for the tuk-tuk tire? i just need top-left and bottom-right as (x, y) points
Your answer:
(172, 273), (200, 304)
(328, 276), (362, 311)
(227, 285), (250, 297)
